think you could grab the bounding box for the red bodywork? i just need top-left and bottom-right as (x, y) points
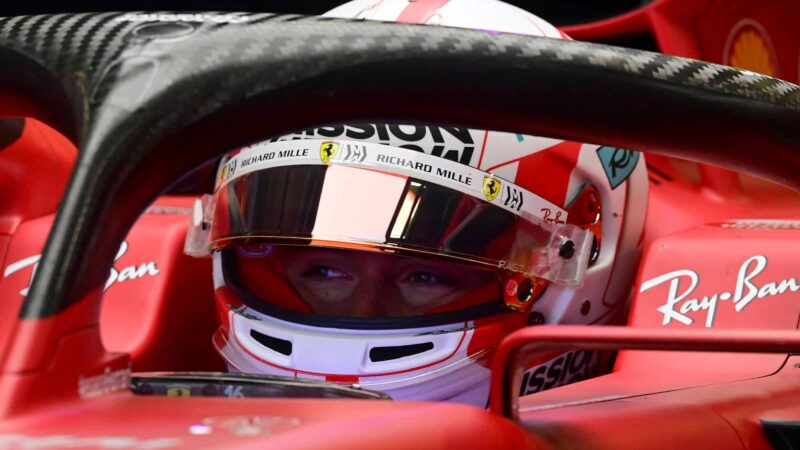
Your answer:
(0, 1), (799, 448)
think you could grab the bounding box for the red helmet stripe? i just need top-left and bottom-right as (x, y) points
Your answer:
(325, 374), (360, 383)
(397, 0), (451, 23)
(476, 130), (490, 169)
(513, 140), (582, 206)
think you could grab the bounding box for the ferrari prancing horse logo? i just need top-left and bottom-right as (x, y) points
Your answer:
(320, 141), (339, 164)
(483, 176), (501, 201)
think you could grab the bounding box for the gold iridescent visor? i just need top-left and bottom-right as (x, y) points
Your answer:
(208, 139), (591, 286)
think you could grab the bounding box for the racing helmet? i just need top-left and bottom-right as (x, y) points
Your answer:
(196, 0), (648, 406)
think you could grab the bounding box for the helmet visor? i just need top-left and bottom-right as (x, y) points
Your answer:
(221, 245), (506, 322)
(210, 139), (591, 286)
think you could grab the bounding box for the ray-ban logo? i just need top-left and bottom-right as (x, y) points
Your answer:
(640, 255), (799, 327)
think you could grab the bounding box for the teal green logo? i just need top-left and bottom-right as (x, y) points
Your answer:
(597, 147), (639, 189)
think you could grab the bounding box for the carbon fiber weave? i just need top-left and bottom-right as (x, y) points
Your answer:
(0, 12), (798, 120)
(0, 12), (796, 317)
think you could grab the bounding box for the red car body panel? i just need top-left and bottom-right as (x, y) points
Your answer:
(564, 0), (800, 84)
(0, 395), (541, 449)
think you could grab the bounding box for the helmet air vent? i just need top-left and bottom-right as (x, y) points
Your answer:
(369, 342), (434, 362)
(250, 329), (293, 356)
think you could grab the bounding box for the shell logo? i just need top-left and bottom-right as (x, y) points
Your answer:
(724, 19), (778, 77)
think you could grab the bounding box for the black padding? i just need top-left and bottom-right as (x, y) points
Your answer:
(370, 343), (434, 362)
(0, 118), (23, 149)
(762, 420), (800, 450)
(250, 329), (293, 356)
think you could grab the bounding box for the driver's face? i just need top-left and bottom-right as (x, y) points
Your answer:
(280, 247), (498, 318)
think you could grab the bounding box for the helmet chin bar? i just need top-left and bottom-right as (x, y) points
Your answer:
(214, 306), (494, 406)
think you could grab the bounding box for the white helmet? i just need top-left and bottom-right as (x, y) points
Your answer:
(203, 0), (648, 407)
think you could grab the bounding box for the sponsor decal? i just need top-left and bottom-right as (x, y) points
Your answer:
(501, 184), (524, 211)
(714, 219), (800, 230)
(724, 19), (777, 77)
(232, 305), (262, 321)
(519, 350), (601, 396)
(435, 167), (472, 186)
(596, 146), (639, 189)
(239, 148), (309, 168)
(319, 141), (339, 164)
(219, 157), (237, 185)
(483, 176), (501, 201)
(115, 12), (250, 24)
(144, 205), (193, 215)
(223, 385), (245, 398)
(271, 124), (480, 166)
(222, 138), (566, 222)
(375, 154), (432, 173)
(200, 416), (301, 437)
(540, 208), (566, 224)
(0, 434), (180, 449)
(3, 241), (159, 297)
(414, 325), (475, 336)
(166, 385), (192, 397)
(78, 366), (131, 399)
(640, 255), (799, 328)
(341, 143), (367, 163)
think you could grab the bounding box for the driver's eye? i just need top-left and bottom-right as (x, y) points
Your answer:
(403, 271), (452, 286)
(302, 265), (351, 280)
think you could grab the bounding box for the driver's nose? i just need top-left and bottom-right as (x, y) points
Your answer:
(346, 282), (395, 318)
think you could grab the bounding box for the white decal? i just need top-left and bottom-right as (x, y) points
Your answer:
(519, 350), (601, 396)
(78, 366), (131, 399)
(223, 385), (244, 398)
(718, 219), (800, 230)
(640, 255), (800, 327)
(144, 205), (192, 215)
(271, 124), (481, 166)
(201, 416), (301, 437)
(115, 13), (250, 24)
(3, 241), (160, 297)
(0, 434), (179, 449)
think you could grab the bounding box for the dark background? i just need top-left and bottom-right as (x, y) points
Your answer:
(0, 1), (650, 27)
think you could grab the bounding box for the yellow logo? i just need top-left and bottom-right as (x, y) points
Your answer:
(727, 24), (777, 77)
(320, 141), (339, 164)
(166, 386), (191, 397)
(483, 176), (501, 202)
(218, 158), (237, 185)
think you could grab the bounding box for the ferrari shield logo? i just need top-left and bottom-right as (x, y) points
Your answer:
(166, 386), (191, 397)
(483, 176), (501, 202)
(218, 158), (237, 185)
(320, 141), (339, 164)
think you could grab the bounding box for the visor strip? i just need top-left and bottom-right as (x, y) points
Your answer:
(216, 139), (567, 222)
